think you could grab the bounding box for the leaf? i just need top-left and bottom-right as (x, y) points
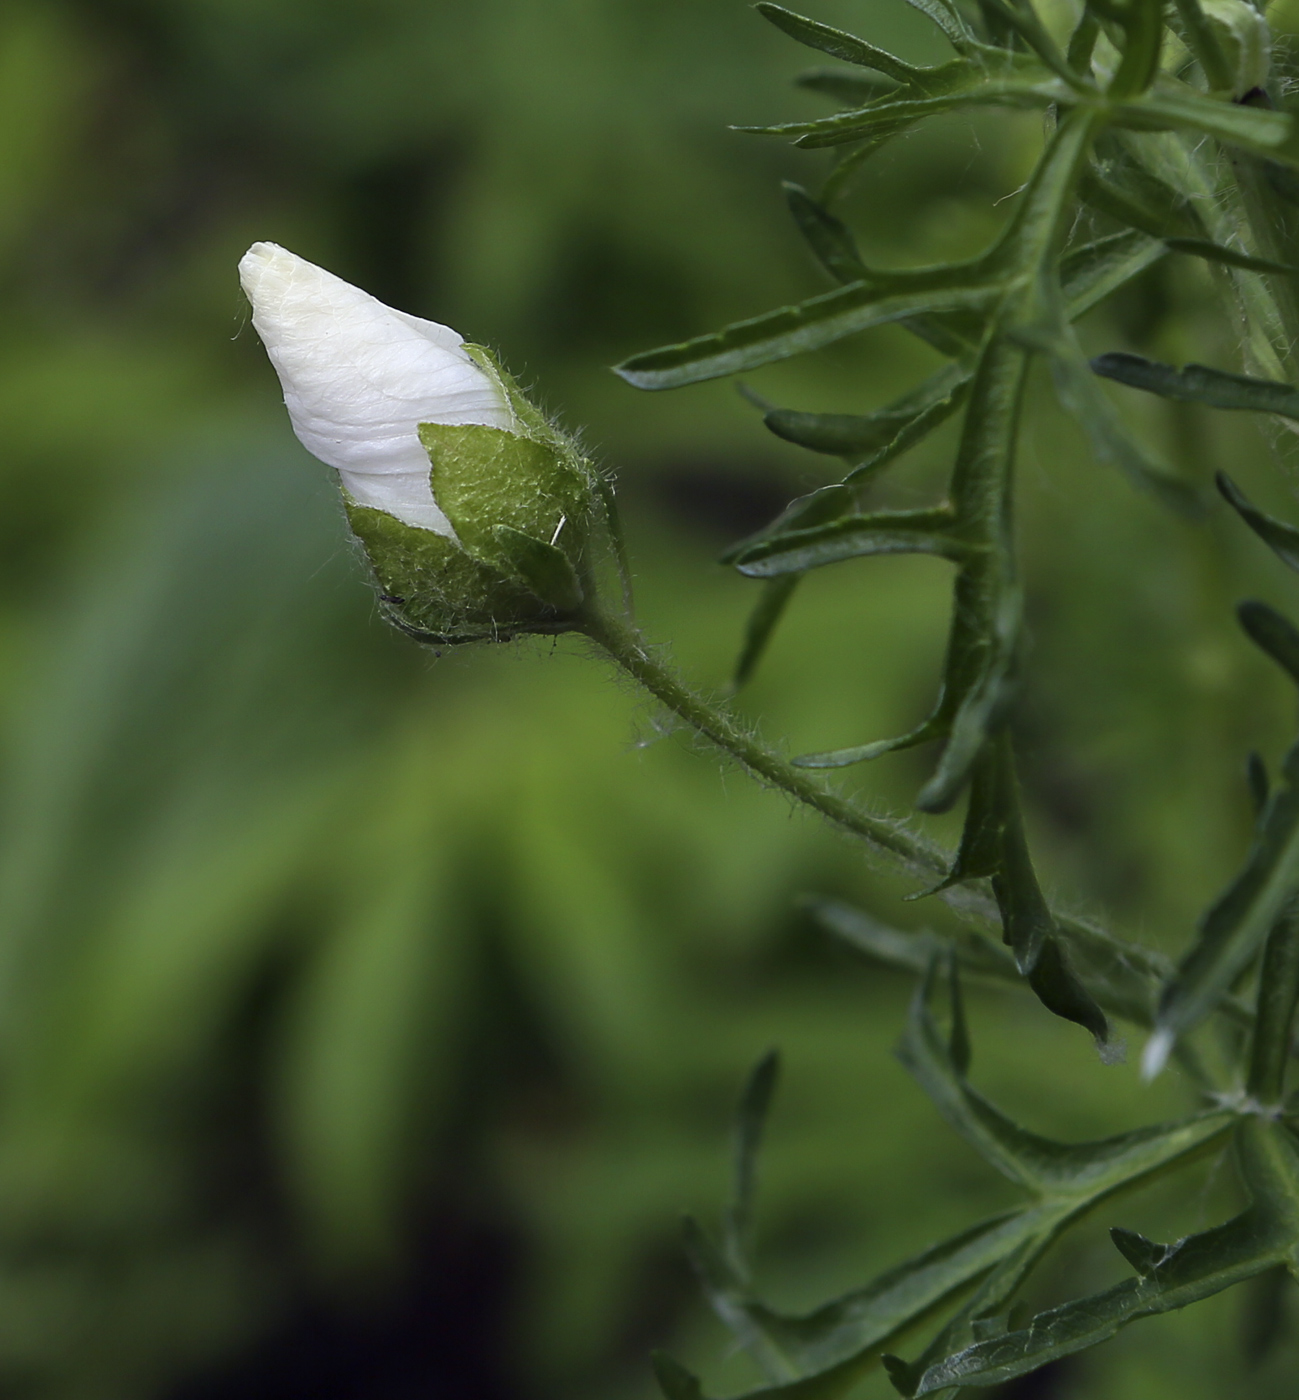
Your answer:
(905, 1208), (1287, 1393)
(749, 74), (1072, 151)
(1239, 601), (1299, 686)
(1249, 751), (1271, 819)
(1035, 332), (1200, 513)
(613, 273), (1001, 390)
(1245, 908), (1299, 1105)
(1058, 229), (1168, 318)
(720, 484), (854, 567)
(732, 577), (802, 692)
(1217, 473), (1299, 574)
(755, 4), (926, 83)
(916, 588), (1020, 814)
(792, 711), (948, 770)
(491, 525), (584, 612)
(783, 181), (867, 283)
(972, 0), (1082, 88)
(782, 184), (982, 354)
(1114, 84), (1299, 167)
(804, 895), (1020, 984)
(732, 509), (973, 577)
(725, 1051), (780, 1282)
(1145, 737), (1299, 1076)
(1079, 166), (1202, 242)
(898, 964), (1227, 1195)
(903, 1121), (1299, 1395)
(901, 0), (978, 49)
(1164, 237), (1292, 274)
(795, 69), (897, 107)
(1092, 353), (1299, 419)
(763, 360), (972, 462)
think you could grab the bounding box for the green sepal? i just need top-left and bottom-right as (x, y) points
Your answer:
(491, 525), (584, 613)
(420, 422), (590, 572)
(343, 500), (563, 644)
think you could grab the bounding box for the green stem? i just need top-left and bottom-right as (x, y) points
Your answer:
(579, 609), (1209, 1023)
(1247, 904), (1299, 1105)
(580, 606), (950, 882)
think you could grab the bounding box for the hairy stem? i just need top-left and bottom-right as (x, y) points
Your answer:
(581, 606), (951, 882)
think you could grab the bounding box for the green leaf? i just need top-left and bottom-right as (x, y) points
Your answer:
(732, 577), (802, 692)
(1146, 737), (1299, 1076)
(795, 69), (897, 107)
(1249, 751), (1271, 819)
(1092, 353), (1299, 418)
(1104, 0), (1166, 98)
(755, 4), (926, 82)
(613, 273), (1001, 390)
(899, 964), (1225, 1194)
(1164, 237), (1292, 274)
(1079, 166), (1202, 241)
(1218, 473), (1299, 574)
(732, 509), (973, 577)
(973, 0), (1083, 88)
(725, 1051), (780, 1282)
(904, 1121), (1299, 1395)
(917, 589), (1020, 814)
(804, 895), (1020, 985)
(901, 0), (978, 49)
(763, 360), (972, 462)
(720, 484), (854, 567)
(1113, 84), (1299, 166)
(782, 185), (982, 354)
(907, 1208), (1286, 1393)
(749, 73), (1071, 151)
(491, 525), (584, 613)
(1058, 230), (1168, 318)
(745, 1210), (1045, 1375)
(920, 744), (1006, 895)
(1240, 601), (1299, 685)
(791, 710), (948, 770)
(783, 181), (867, 283)
(1033, 333), (1200, 512)
(1245, 909), (1299, 1105)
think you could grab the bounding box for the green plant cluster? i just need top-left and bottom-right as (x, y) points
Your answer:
(598, 1), (1299, 1394)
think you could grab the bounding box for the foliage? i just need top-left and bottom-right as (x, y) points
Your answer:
(601, 0), (1299, 1395)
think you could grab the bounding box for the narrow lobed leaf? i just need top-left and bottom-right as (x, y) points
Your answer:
(1093, 353), (1299, 419)
(755, 4), (923, 82)
(733, 509), (973, 577)
(614, 275), (1001, 390)
(1217, 473), (1299, 573)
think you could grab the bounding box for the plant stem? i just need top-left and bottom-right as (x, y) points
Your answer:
(579, 609), (1179, 1007)
(580, 606), (950, 883)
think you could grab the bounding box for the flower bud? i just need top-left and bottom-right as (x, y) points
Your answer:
(1200, 0), (1270, 97)
(239, 242), (599, 642)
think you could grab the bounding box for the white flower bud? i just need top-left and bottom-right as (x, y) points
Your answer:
(238, 241), (603, 644)
(238, 241), (513, 534)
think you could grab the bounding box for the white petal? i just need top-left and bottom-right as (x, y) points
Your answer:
(239, 242), (512, 535)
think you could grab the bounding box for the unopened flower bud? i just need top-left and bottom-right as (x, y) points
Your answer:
(239, 242), (599, 642)
(1201, 0), (1270, 97)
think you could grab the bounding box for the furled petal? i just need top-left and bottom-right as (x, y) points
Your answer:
(239, 241), (512, 534)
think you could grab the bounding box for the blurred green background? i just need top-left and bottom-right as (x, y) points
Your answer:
(5, 1), (1299, 1397)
